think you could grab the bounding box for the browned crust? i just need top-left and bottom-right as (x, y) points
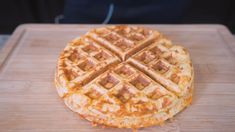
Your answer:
(54, 25), (194, 130)
(55, 73), (194, 129)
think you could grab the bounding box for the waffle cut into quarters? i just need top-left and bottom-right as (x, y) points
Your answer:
(55, 25), (194, 130)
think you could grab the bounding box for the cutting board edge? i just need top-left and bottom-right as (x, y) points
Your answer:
(0, 24), (27, 72)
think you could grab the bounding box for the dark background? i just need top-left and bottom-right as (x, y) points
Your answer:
(0, 0), (234, 34)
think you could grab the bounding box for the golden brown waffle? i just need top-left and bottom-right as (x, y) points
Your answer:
(55, 25), (194, 129)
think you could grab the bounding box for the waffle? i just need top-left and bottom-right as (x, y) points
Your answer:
(55, 25), (194, 129)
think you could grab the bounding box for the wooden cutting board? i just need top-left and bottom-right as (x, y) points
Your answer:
(0, 24), (235, 132)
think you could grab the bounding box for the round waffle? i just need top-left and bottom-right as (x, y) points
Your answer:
(55, 25), (194, 129)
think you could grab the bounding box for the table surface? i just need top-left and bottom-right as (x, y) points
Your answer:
(0, 24), (235, 132)
(0, 35), (10, 48)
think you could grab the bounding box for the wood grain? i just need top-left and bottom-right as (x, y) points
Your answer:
(0, 24), (235, 132)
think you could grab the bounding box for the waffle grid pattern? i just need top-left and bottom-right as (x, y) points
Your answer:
(55, 25), (193, 129)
